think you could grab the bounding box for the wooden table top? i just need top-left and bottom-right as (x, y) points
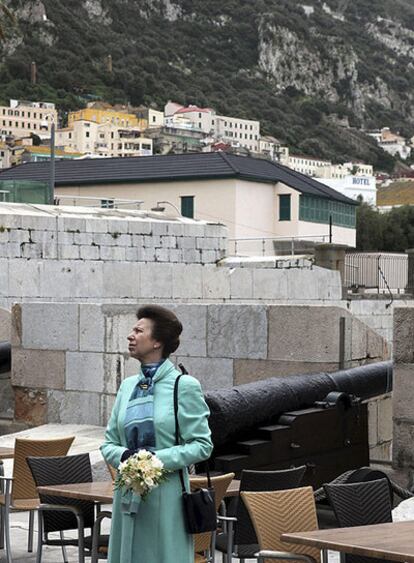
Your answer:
(0, 447), (14, 460)
(282, 521), (414, 563)
(38, 478), (240, 504)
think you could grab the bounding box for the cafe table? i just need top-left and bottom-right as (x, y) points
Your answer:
(282, 521), (414, 563)
(37, 477), (241, 503)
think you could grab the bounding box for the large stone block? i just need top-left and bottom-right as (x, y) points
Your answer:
(140, 263), (173, 298)
(368, 400), (378, 448)
(102, 262), (141, 298)
(48, 390), (101, 425)
(58, 245), (80, 260)
(39, 261), (76, 298)
(0, 307), (10, 341)
(79, 304), (105, 352)
(175, 356), (233, 391)
(74, 261), (104, 298)
(229, 268), (253, 299)
(0, 259), (9, 297)
(105, 310), (137, 354)
(207, 305), (267, 359)
(233, 359), (338, 385)
(66, 352), (105, 392)
(284, 269), (319, 300)
(21, 303), (79, 351)
(165, 304), (207, 357)
(9, 259), (41, 298)
(393, 419), (414, 468)
(80, 245), (100, 260)
(128, 219), (152, 235)
(100, 394), (116, 426)
(0, 379), (14, 419)
(14, 387), (47, 426)
(378, 395), (393, 443)
(12, 348), (65, 389)
(20, 214), (56, 231)
(172, 264), (203, 299)
(103, 354), (124, 394)
(393, 307), (414, 363)
(392, 364), (414, 422)
(252, 270), (289, 300)
(202, 266), (230, 299)
(268, 306), (343, 362)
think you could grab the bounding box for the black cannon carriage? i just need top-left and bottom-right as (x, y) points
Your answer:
(205, 362), (392, 488)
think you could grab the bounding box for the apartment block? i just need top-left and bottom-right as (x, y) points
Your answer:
(0, 99), (57, 140)
(164, 102), (260, 152)
(56, 120), (153, 157)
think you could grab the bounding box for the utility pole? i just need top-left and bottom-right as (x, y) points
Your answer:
(49, 120), (55, 204)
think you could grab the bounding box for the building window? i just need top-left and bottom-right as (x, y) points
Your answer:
(279, 194), (291, 221)
(299, 195), (356, 228)
(86, 131), (90, 138)
(152, 115), (156, 122)
(101, 199), (114, 209)
(181, 195), (194, 218)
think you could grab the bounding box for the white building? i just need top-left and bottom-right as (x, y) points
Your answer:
(164, 102), (260, 152)
(0, 153), (357, 249)
(56, 120), (153, 158)
(0, 99), (58, 140)
(367, 127), (411, 160)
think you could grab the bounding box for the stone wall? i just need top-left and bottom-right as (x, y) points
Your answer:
(11, 302), (390, 460)
(392, 306), (414, 470)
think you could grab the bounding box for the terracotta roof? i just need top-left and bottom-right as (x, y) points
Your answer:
(175, 106), (211, 115)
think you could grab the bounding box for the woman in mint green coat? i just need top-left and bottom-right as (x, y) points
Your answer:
(101, 305), (213, 563)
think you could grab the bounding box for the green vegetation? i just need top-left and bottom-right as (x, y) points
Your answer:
(1, 0), (414, 170)
(357, 202), (414, 252)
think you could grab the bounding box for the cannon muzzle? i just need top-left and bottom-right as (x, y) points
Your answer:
(0, 342), (11, 374)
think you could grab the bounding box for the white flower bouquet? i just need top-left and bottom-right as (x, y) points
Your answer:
(115, 450), (169, 501)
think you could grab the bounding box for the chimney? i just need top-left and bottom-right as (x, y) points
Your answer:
(30, 61), (37, 85)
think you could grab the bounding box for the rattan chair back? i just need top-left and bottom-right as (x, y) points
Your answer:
(27, 453), (95, 533)
(12, 436), (74, 501)
(241, 486), (320, 563)
(324, 478), (393, 563)
(190, 472), (235, 556)
(235, 465), (307, 545)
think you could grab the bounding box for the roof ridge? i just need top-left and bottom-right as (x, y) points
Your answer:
(267, 158), (356, 204)
(218, 151), (240, 174)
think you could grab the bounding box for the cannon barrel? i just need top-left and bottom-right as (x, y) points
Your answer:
(205, 361), (392, 447)
(0, 342), (11, 374)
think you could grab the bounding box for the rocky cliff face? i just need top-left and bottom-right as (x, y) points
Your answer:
(1, 0), (414, 167)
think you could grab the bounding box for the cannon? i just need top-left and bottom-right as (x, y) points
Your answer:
(0, 342), (11, 374)
(205, 361), (392, 487)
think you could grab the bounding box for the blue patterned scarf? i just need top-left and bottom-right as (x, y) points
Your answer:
(123, 360), (164, 453)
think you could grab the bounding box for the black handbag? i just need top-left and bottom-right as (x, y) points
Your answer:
(174, 373), (217, 534)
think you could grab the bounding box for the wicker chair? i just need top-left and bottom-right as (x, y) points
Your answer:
(190, 472), (235, 563)
(241, 486), (320, 563)
(27, 452), (109, 563)
(216, 465), (307, 563)
(323, 478), (393, 563)
(0, 436), (74, 563)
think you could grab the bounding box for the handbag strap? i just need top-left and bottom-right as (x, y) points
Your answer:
(174, 373), (212, 493)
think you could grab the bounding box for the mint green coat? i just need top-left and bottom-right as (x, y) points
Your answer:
(100, 359), (213, 563)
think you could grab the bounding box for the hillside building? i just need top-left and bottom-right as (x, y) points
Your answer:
(0, 152), (357, 248)
(164, 102), (260, 153)
(367, 127), (411, 160)
(0, 99), (57, 141)
(56, 120), (153, 158)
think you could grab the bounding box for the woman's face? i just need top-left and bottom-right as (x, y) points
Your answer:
(127, 318), (163, 362)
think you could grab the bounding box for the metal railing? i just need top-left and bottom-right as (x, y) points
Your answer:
(345, 252), (408, 293)
(54, 195), (144, 209)
(228, 235), (330, 257)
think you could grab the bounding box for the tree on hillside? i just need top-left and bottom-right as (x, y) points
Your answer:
(0, 2), (15, 41)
